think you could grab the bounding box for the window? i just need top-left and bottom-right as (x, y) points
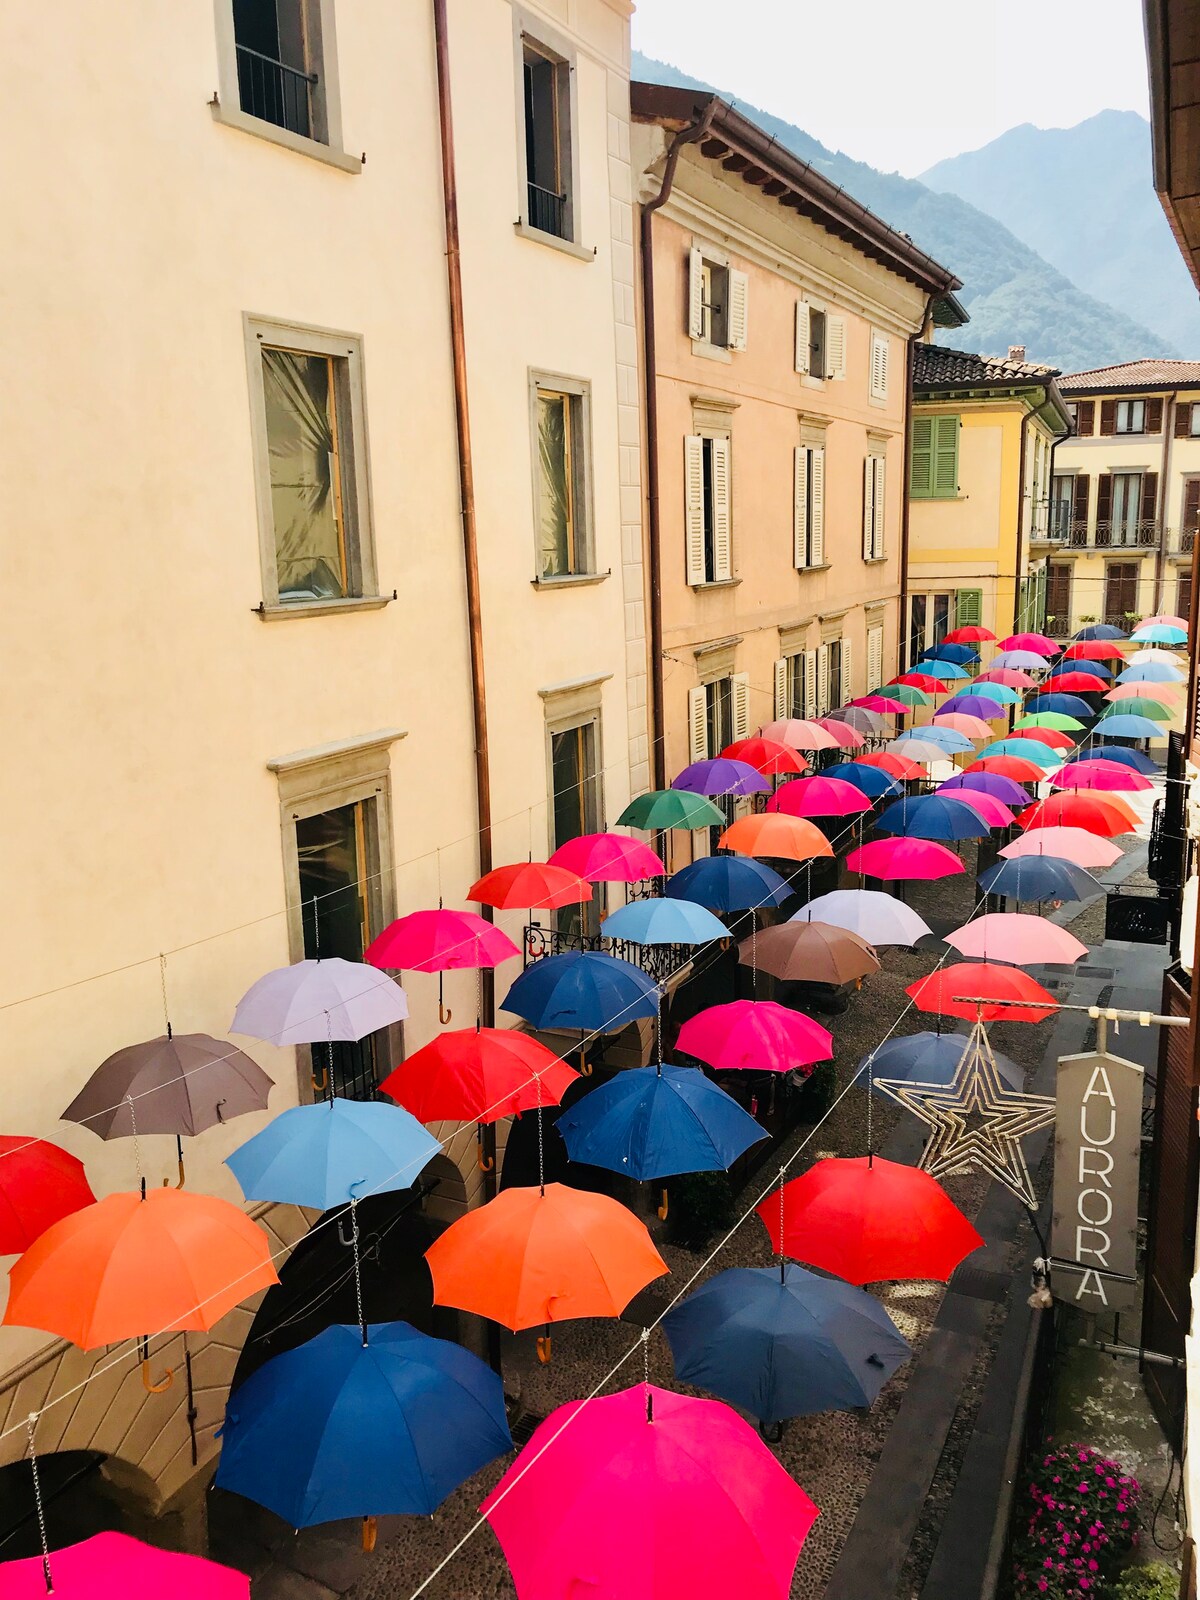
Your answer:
(869, 332), (890, 402)
(826, 639), (843, 713)
(908, 594), (926, 669)
(550, 721), (599, 935)
(794, 301), (845, 379)
(793, 445), (826, 569)
(688, 249), (748, 352)
(1188, 403), (1200, 438)
(862, 453), (886, 559)
(1177, 568), (1192, 623)
(1182, 478), (1200, 551)
(1050, 472), (1089, 543)
(1045, 564), (1072, 638)
(932, 594), (951, 649)
(910, 415), (959, 498)
(867, 624), (884, 691)
(245, 318), (376, 610)
(521, 36), (572, 240)
(1104, 562), (1139, 629)
(787, 653), (808, 719)
(684, 433), (732, 584)
(532, 375), (592, 579)
(687, 674), (749, 761)
(1116, 399), (1146, 435)
(1070, 400), (1095, 436)
(955, 589), (983, 629)
(1110, 473), (1144, 544)
(231, 0), (322, 139)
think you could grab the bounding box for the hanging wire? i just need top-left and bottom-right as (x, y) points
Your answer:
(25, 1415), (52, 1595)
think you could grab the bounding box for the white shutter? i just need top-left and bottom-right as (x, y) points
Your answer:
(731, 672), (750, 739)
(727, 270), (749, 351)
(809, 446), (825, 567)
(867, 625), (884, 691)
(710, 435), (732, 581)
(795, 300), (811, 375)
(688, 686), (708, 762)
(841, 637), (854, 706)
(872, 455), (887, 557)
(827, 315), (846, 380)
(804, 649), (818, 718)
(871, 333), (889, 400)
(688, 248), (705, 341)
(773, 657), (788, 719)
(816, 644), (830, 715)
(793, 446), (809, 569)
(684, 434), (706, 585)
(862, 457), (874, 561)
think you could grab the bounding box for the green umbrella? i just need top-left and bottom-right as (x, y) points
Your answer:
(617, 790), (725, 830)
(1098, 698), (1172, 723)
(1012, 712), (1085, 732)
(876, 683), (931, 707)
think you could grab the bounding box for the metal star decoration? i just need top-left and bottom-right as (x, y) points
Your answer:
(874, 1022), (1055, 1208)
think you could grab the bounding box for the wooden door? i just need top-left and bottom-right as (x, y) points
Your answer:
(1045, 563), (1071, 637)
(1103, 561), (1138, 627)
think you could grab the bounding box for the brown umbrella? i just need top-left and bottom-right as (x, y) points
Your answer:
(738, 921), (879, 986)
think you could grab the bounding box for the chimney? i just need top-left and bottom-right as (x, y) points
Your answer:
(1008, 344), (1027, 363)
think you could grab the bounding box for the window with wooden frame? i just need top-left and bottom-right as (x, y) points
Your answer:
(862, 452), (886, 559)
(1070, 400), (1095, 436)
(1101, 397), (1163, 436)
(1181, 477), (1200, 551)
(1177, 567), (1193, 624)
(954, 589), (983, 630)
(532, 374), (592, 579)
(549, 718), (600, 934)
(794, 300), (845, 380)
(688, 248), (748, 352)
(1050, 472), (1089, 544)
(773, 651), (811, 720)
(1097, 471), (1156, 546)
(1175, 401), (1200, 438)
(520, 34), (573, 241)
(685, 432), (733, 585)
(866, 623), (884, 691)
(869, 332), (890, 402)
(687, 674), (749, 762)
(793, 444), (825, 570)
(910, 415), (959, 498)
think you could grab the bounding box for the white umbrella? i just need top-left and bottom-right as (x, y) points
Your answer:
(790, 890), (931, 947)
(232, 957), (408, 1045)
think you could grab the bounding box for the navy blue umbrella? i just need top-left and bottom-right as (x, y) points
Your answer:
(215, 1321), (511, 1525)
(501, 950), (659, 1032)
(1049, 658), (1111, 681)
(1022, 693), (1095, 718)
(1076, 744), (1157, 775)
(977, 855), (1101, 902)
(555, 1063), (765, 1178)
(875, 794), (990, 841)
(920, 642), (979, 665)
(666, 856), (792, 912)
(662, 1264), (910, 1423)
(824, 761), (904, 800)
(1075, 623), (1126, 641)
(861, 1030), (1022, 1089)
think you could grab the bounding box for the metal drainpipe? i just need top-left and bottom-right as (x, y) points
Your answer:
(1012, 406), (1032, 634)
(641, 101), (719, 789)
(1041, 429), (1062, 631)
(898, 303), (933, 674)
(1155, 392), (1175, 615)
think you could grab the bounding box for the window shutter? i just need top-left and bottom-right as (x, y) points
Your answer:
(816, 645), (830, 715)
(862, 457), (874, 561)
(870, 334), (889, 400)
(794, 446), (809, 569)
(1184, 478), (1200, 532)
(804, 649), (817, 718)
(1146, 397), (1164, 433)
(1096, 473), (1113, 525)
(1075, 400), (1095, 436)
(826, 315), (846, 380)
(684, 435), (706, 584)
(809, 446), (825, 567)
(1099, 400), (1117, 436)
(1177, 402), (1193, 439)
(727, 271), (749, 351)
(867, 624), (884, 691)
(932, 416), (958, 497)
(910, 416), (933, 497)
(872, 455), (887, 557)
(711, 436), (732, 580)
(1140, 471), (1159, 524)
(1072, 472), (1090, 530)
(773, 658), (788, 719)
(731, 672), (750, 740)
(794, 300), (811, 375)
(687, 248), (705, 341)
(688, 687), (708, 762)
(955, 588), (983, 628)
(840, 637), (854, 705)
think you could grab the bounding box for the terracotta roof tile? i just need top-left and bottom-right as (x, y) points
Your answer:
(913, 343), (1059, 390)
(1059, 359), (1200, 392)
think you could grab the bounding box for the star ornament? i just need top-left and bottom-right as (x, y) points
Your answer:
(875, 1023), (1055, 1208)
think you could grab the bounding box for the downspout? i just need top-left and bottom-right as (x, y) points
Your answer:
(1156, 392), (1175, 615)
(1012, 405), (1033, 635)
(1042, 429), (1062, 631)
(641, 100), (719, 789)
(898, 300), (934, 673)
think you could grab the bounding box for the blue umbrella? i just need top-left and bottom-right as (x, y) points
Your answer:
(918, 726), (975, 754)
(1076, 623), (1126, 641)
(939, 772), (1033, 807)
(977, 855), (1101, 902)
(921, 660), (970, 681)
(965, 681), (1020, 704)
(1076, 744), (1157, 774)
(1118, 662), (1184, 684)
(215, 1321), (511, 1525)
(861, 1030), (1022, 1089)
(920, 643), (979, 665)
(666, 857), (792, 912)
(875, 795), (989, 841)
(1132, 624), (1187, 645)
(976, 738), (1060, 767)
(1050, 658), (1111, 681)
(1091, 714), (1163, 740)
(555, 1063), (766, 1179)
(501, 950), (659, 1032)
(601, 897), (728, 945)
(992, 649), (1050, 670)
(938, 692), (1005, 719)
(662, 1264), (909, 1423)
(1023, 693), (1095, 718)
(226, 1099), (441, 1209)
(824, 762), (904, 799)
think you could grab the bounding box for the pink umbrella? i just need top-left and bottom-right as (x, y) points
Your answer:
(365, 908), (518, 971)
(938, 789), (1016, 828)
(932, 712), (993, 739)
(945, 913), (1087, 965)
(0, 1532), (248, 1599)
(999, 826), (1121, 868)
(850, 695), (907, 715)
(845, 838), (966, 881)
(999, 632), (1058, 654)
(481, 1385), (819, 1600)
(976, 667), (1036, 689)
(549, 832), (666, 882)
(767, 776), (872, 818)
(1106, 682), (1183, 702)
(1144, 614), (1188, 628)
(759, 718), (840, 750)
(815, 716), (866, 749)
(1050, 761), (1153, 793)
(676, 999), (833, 1073)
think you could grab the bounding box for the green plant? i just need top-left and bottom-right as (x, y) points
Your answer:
(665, 1170), (735, 1249)
(1081, 615), (1097, 624)
(1012, 1443), (1140, 1597)
(1110, 1564), (1179, 1599)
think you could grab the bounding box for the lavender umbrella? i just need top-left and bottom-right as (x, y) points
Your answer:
(938, 692), (1005, 719)
(232, 959), (409, 1046)
(838, 706), (886, 734)
(671, 759), (769, 797)
(938, 772), (1033, 807)
(991, 650), (1050, 671)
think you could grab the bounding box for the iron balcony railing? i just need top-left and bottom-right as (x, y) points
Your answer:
(1044, 611), (1072, 639)
(236, 43), (317, 139)
(1090, 520), (1160, 549)
(1179, 527), (1196, 555)
(524, 923), (696, 989)
(527, 182), (567, 238)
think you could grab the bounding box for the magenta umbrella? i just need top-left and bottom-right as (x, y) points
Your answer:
(850, 695), (906, 715)
(767, 776), (872, 818)
(845, 838), (966, 881)
(676, 999), (833, 1074)
(999, 632), (1058, 654)
(1049, 761), (1153, 793)
(481, 1385), (819, 1600)
(815, 717), (866, 749)
(945, 913), (1087, 965)
(0, 1532), (248, 1600)
(999, 826), (1121, 868)
(937, 789), (1016, 828)
(365, 908), (518, 971)
(549, 832), (666, 881)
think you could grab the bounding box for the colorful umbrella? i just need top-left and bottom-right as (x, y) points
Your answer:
(944, 913), (1087, 964)
(977, 855), (1103, 903)
(671, 758), (770, 796)
(555, 1064), (766, 1178)
(1024, 689), (1097, 714)
(890, 731), (971, 758)
(0, 1533), (248, 1600)
(858, 751), (924, 779)
(231, 959), (408, 1046)
(1050, 761), (1152, 793)
(1080, 744), (1157, 773)
(1065, 639), (1125, 661)
(738, 921), (879, 985)
(874, 795), (989, 841)
(468, 862), (589, 911)
(721, 737), (807, 776)
(920, 642), (979, 664)
(767, 776), (871, 818)
(1075, 623), (1126, 641)
(823, 761), (904, 799)
(720, 813), (834, 861)
(991, 650), (1050, 670)
(838, 705), (888, 732)
(932, 712), (994, 738)
(666, 856), (792, 912)
(845, 838), (966, 881)
(1009, 726), (1076, 751)
(976, 667), (1036, 689)
(548, 833), (666, 883)
(380, 1028), (575, 1123)
(965, 753), (1049, 783)
(424, 1183), (667, 1331)
(944, 625), (996, 643)
(601, 897), (729, 945)
(1118, 662), (1185, 684)
(906, 963), (1057, 1023)
(1016, 793), (1138, 835)
(976, 738), (1060, 768)
(1131, 623), (1187, 644)
(999, 631), (1058, 653)
(936, 789), (1016, 828)
(502, 951), (659, 1032)
(1098, 697), (1173, 722)
(676, 1001), (833, 1074)
(814, 716), (867, 749)
(0, 1139), (95, 1255)
(999, 826), (1121, 867)
(920, 659), (970, 681)
(937, 692), (1005, 719)
(1106, 681), (1183, 702)
(1050, 659), (1112, 681)
(617, 790), (725, 830)
(894, 672), (945, 692)
(790, 889), (931, 946)
(1130, 647), (1184, 665)
(756, 1156), (982, 1284)
(1013, 712), (1085, 732)
(216, 1321), (510, 1526)
(851, 694), (908, 714)
(861, 1031), (1022, 1090)
(1142, 614), (1188, 628)
(663, 1265), (909, 1422)
(874, 683), (931, 707)
(939, 771), (1032, 806)
(364, 909), (518, 972)
(758, 718), (841, 750)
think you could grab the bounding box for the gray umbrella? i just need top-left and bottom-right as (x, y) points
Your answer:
(231, 957), (409, 1044)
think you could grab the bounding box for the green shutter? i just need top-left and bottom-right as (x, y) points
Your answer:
(910, 416), (933, 497)
(955, 588), (982, 627)
(932, 416), (959, 497)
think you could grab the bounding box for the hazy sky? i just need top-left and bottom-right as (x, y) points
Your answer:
(631, 0), (1151, 176)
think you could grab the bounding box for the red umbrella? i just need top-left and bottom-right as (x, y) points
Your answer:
(1016, 793), (1138, 837)
(467, 863), (590, 910)
(1066, 640), (1125, 661)
(364, 909), (518, 971)
(721, 738), (807, 776)
(1009, 727), (1075, 751)
(549, 833), (665, 883)
(1045, 670), (1108, 694)
(965, 754), (1046, 783)
(906, 962), (1057, 1022)
(894, 672), (944, 693)
(858, 751), (923, 780)
(0, 1138), (96, 1255)
(755, 1156), (983, 1284)
(944, 625), (996, 643)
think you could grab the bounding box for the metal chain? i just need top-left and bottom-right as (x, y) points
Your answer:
(26, 1414), (52, 1594)
(159, 952), (171, 1039)
(641, 1326), (650, 1385)
(127, 1095), (141, 1184)
(350, 1198), (367, 1346)
(536, 1066), (545, 1192)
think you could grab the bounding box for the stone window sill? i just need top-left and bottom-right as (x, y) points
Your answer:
(862, 555), (888, 565)
(690, 577), (742, 591)
(255, 594), (394, 621)
(210, 101), (363, 173)
(796, 563), (832, 575)
(513, 221), (595, 261)
(531, 571), (611, 590)
(691, 340), (733, 364)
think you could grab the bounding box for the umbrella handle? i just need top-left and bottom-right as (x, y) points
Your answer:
(657, 1188), (669, 1222)
(536, 1335), (552, 1364)
(311, 1065), (330, 1095)
(141, 1359), (174, 1394)
(438, 1001), (453, 1025)
(476, 1141), (494, 1174)
(362, 1516), (378, 1553)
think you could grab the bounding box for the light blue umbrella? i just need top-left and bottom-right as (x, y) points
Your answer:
(1131, 624), (1187, 645)
(1118, 662), (1184, 684)
(921, 660), (969, 681)
(1092, 714), (1164, 740)
(602, 897), (728, 946)
(915, 726), (975, 754)
(991, 650), (1050, 671)
(975, 738), (1060, 767)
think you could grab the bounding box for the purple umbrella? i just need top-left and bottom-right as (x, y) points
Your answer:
(232, 959), (409, 1046)
(938, 692), (1005, 720)
(938, 772), (1033, 807)
(672, 759), (769, 797)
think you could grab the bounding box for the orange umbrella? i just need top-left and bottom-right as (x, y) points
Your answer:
(468, 863), (590, 910)
(720, 738), (807, 776)
(1016, 793), (1138, 837)
(718, 813), (833, 862)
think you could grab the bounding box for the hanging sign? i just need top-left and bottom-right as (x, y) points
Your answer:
(1051, 1050), (1142, 1311)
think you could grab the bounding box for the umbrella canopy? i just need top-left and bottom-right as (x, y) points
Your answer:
(845, 837), (966, 881)
(1051, 760), (1152, 792)
(226, 1099), (441, 1209)
(838, 705), (888, 732)
(380, 1029), (574, 1124)
(851, 694), (909, 715)
(758, 718), (840, 750)
(63, 1034), (272, 1141)
(671, 758), (770, 797)
(676, 1001), (833, 1074)
(936, 789), (1016, 828)
(920, 642), (979, 664)
(976, 739), (1060, 768)
(874, 795), (989, 841)
(790, 889), (931, 947)
(1049, 664), (1112, 688)
(1107, 681), (1183, 703)
(721, 737), (807, 776)
(1080, 744), (1158, 773)
(894, 672), (945, 692)
(232, 959), (408, 1046)
(1131, 646), (1184, 664)
(502, 951), (659, 1032)
(756, 1156), (983, 1284)
(215, 1321), (510, 1525)
(1095, 713), (1170, 741)
(999, 632), (1058, 653)
(0, 1139), (95, 1255)
(921, 659), (970, 681)
(548, 833), (666, 883)
(976, 667), (1036, 688)
(481, 1385), (819, 1600)
(0, 1533), (248, 1600)
(1143, 614), (1188, 628)
(814, 716), (866, 749)
(999, 826), (1121, 868)
(1013, 712), (1085, 732)
(739, 921), (879, 985)
(1066, 639), (1126, 661)
(965, 753), (1047, 783)
(767, 775), (872, 817)
(1099, 697), (1173, 722)
(601, 897), (729, 945)
(944, 625), (996, 643)
(945, 913), (1087, 964)
(720, 813), (834, 861)
(991, 649), (1051, 670)
(938, 771), (1033, 806)
(555, 1064), (766, 1179)
(666, 856), (792, 912)
(1118, 661), (1185, 684)
(468, 863), (589, 911)
(823, 761), (904, 799)
(932, 712), (995, 738)
(1009, 726), (1076, 751)
(1075, 623), (1127, 641)
(364, 909), (518, 972)
(977, 855), (1103, 903)
(617, 790), (725, 830)
(424, 1183), (667, 1330)
(862, 1031), (1023, 1091)
(1023, 690), (1097, 715)
(1017, 793), (1138, 836)
(906, 963), (1057, 1023)
(663, 1264), (909, 1423)
(889, 732), (971, 759)
(937, 692), (1005, 719)
(4, 1190), (277, 1346)
(874, 683), (931, 707)
(1131, 623), (1187, 644)
(858, 751), (924, 779)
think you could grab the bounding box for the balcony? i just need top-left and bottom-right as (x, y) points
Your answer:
(1091, 521), (1160, 549)
(235, 44), (316, 139)
(526, 182), (567, 239)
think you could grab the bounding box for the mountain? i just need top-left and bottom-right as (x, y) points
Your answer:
(919, 111), (1200, 357)
(631, 52), (1171, 373)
